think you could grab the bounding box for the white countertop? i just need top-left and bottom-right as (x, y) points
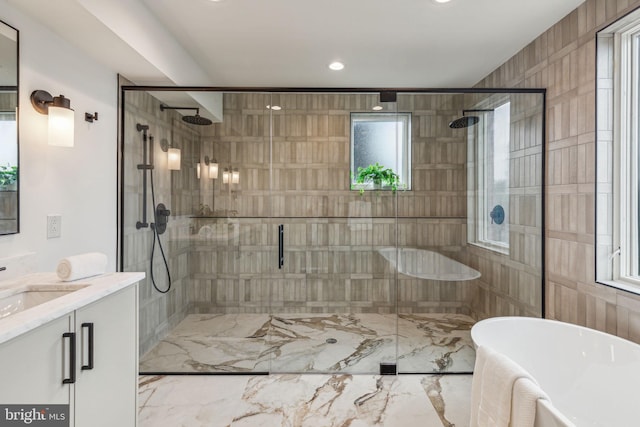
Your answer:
(0, 272), (145, 345)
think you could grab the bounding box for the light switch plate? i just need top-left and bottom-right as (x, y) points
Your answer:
(47, 215), (61, 238)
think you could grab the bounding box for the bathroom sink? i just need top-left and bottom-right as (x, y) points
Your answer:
(0, 284), (89, 319)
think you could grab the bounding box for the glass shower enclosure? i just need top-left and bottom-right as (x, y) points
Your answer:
(119, 88), (545, 375)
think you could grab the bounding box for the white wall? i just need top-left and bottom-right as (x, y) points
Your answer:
(0, 0), (118, 272)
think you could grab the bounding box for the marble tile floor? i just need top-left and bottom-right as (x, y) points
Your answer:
(140, 313), (476, 374)
(138, 373), (472, 427)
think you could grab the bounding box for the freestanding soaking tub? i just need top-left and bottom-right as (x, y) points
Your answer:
(471, 316), (640, 427)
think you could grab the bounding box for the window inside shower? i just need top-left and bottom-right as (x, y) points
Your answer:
(350, 112), (411, 190)
(468, 102), (511, 253)
(119, 89), (545, 376)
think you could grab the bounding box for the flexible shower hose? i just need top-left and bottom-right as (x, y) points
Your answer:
(149, 167), (172, 294)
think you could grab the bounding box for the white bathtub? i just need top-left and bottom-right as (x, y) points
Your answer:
(471, 316), (640, 427)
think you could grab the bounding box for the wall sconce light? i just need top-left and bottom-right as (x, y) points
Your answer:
(232, 168), (240, 184)
(30, 90), (74, 147)
(196, 163), (201, 179)
(204, 156), (218, 179)
(160, 139), (181, 171)
(222, 168), (230, 184)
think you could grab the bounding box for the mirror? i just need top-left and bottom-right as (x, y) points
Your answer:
(0, 19), (18, 235)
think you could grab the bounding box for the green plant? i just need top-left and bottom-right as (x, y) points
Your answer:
(0, 164), (17, 187)
(354, 162), (400, 192)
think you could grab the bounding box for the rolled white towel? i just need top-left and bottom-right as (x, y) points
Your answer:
(56, 252), (108, 281)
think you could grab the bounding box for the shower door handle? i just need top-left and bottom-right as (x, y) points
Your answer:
(278, 224), (284, 269)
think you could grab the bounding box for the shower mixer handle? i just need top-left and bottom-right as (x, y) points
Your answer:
(153, 203), (171, 235)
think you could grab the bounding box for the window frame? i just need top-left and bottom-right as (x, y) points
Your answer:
(349, 112), (412, 191)
(596, 11), (640, 293)
(468, 102), (511, 255)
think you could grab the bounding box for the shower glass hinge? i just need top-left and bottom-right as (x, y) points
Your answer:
(379, 362), (397, 375)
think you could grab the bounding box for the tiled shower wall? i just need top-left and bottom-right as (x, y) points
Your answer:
(477, 0), (640, 341)
(189, 92), (476, 314)
(122, 90), (200, 355)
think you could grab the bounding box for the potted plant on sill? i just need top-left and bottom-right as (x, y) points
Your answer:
(0, 164), (17, 191)
(354, 162), (400, 193)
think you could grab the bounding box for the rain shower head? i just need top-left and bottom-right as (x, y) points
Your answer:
(449, 116), (479, 129)
(160, 104), (213, 126)
(181, 113), (213, 126)
(448, 109), (494, 129)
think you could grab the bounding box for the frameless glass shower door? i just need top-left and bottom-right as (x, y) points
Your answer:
(266, 92), (399, 374)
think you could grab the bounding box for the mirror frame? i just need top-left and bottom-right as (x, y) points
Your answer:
(0, 18), (19, 235)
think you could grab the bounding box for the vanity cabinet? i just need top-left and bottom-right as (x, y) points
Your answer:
(0, 285), (138, 427)
(0, 313), (73, 405)
(74, 286), (137, 426)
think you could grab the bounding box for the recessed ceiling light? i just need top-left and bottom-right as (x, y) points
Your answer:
(329, 61), (345, 71)
(372, 106), (383, 111)
(433, 0), (451, 3)
(266, 105), (282, 111)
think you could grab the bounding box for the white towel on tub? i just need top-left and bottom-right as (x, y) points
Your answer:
(56, 252), (107, 281)
(470, 345), (541, 427)
(512, 377), (549, 427)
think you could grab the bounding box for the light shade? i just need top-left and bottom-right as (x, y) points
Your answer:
(232, 169), (240, 184)
(197, 163), (201, 179)
(48, 106), (74, 147)
(222, 169), (230, 184)
(168, 148), (181, 170)
(209, 162), (218, 179)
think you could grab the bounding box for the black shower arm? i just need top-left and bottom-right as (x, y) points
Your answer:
(462, 109), (494, 115)
(160, 104), (200, 114)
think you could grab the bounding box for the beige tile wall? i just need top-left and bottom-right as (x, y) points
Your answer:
(191, 92), (476, 314)
(477, 0), (640, 342)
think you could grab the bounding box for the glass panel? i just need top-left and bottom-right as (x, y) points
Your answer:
(267, 92), (398, 374)
(394, 93), (477, 374)
(124, 90), (273, 373)
(394, 92), (544, 374)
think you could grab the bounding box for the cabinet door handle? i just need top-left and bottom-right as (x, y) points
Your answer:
(81, 322), (94, 370)
(62, 332), (76, 384)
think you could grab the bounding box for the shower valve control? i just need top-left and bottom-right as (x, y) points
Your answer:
(153, 203), (170, 235)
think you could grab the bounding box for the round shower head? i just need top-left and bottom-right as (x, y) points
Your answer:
(448, 116), (479, 129)
(182, 114), (212, 126)
(160, 104), (213, 126)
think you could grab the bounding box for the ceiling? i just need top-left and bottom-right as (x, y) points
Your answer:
(7, 0), (585, 89)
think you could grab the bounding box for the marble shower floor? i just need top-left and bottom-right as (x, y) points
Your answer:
(138, 373), (472, 427)
(140, 313), (476, 374)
